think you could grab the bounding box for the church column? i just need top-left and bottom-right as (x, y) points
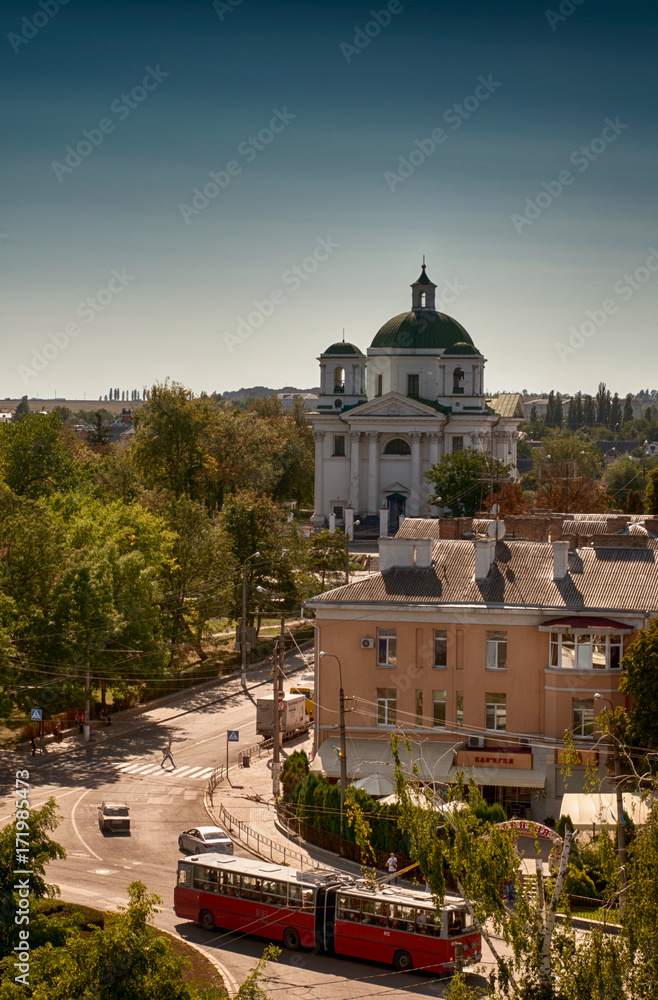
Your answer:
(429, 432), (440, 470)
(313, 431), (325, 521)
(410, 432), (422, 515)
(367, 432), (380, 513)
(349, 431), (361, 511)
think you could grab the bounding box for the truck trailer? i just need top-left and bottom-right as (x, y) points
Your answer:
(256, 694), (310, 740)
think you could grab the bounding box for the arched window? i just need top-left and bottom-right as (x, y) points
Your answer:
(334, 366), (345, 393)
(453, 368), (464, 392)
(384, 438), (411, 455)
(420, 292), (426, 307)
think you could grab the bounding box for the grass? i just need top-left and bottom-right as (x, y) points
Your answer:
(558, 902), (621, 924)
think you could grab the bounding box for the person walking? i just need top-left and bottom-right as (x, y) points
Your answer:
(161, 741), (175, 769)
(387, 853), (398, 885)
(30, 735), (37, 757)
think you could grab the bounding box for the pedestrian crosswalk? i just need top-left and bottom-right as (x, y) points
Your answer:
(114, 761), (216, 781)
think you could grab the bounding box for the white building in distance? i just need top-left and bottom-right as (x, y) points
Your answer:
(310, 264), (524, 533)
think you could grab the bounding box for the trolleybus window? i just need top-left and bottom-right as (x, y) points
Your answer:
(241, 876), (261, 901)
(447, 911), (473, 935)
(390, 904), (416, 933)
(288, 885), (314, 909)
(261, 879), (287, 905)
(193, 866), (221, 893)
(336, 893), (362, 922)
(177, 866), (192, 887)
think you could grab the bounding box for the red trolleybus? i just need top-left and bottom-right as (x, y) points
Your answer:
(174, 855), (481, 974)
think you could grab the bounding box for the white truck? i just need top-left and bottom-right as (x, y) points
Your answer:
(256, 693), (310, 740)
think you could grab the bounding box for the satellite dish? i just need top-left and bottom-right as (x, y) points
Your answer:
(487, 520), (506, 540)
(490, 503), (500, 516)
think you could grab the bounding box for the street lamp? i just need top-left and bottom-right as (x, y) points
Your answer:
(257, 585), (285, 797)
(594, 692), (627, 912)
(319, 651), (347, 841)
(240, 551), (260, 691)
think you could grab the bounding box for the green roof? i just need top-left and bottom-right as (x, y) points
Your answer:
(322, 341), (364, 356)
(444, 341), (481, 357)
(370, 311), (475, 351)
(414, 267), (435, 286)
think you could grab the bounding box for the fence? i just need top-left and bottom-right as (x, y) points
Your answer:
(239, 738), (273, 765)
(216, 801), (308, 868)
(207, 764), (225, 806)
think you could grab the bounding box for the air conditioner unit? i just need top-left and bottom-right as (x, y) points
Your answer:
(361, 637), (375, 649)
(468, 736), (484, 748)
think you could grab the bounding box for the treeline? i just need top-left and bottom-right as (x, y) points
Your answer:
(0, 382), (333, 725)
(528, 382), (658, 440)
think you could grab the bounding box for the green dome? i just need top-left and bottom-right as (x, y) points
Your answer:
(323, 341), (364, 356)
(370, 310), (474, 351)
(444, 341), (481, 357)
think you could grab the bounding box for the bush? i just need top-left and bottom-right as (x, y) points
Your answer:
(564, 867), (599, 899)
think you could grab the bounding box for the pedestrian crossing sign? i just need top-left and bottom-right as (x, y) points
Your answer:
(227, 730), (239, 742)
(31, 709), (42, 721)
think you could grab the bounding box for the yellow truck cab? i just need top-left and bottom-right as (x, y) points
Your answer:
(289, 684), (314, 721)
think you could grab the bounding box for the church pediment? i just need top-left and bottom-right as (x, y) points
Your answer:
(346, 392), (440, 419)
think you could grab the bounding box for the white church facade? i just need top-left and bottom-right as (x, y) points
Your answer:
(310, 264), (525, 533)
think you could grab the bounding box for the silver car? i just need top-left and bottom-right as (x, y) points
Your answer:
(178, 825), (233, 855)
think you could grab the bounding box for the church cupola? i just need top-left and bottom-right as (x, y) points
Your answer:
(316, 337), (367, 412)
(410, 260), (436, 311)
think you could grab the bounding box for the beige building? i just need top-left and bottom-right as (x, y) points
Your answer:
(304, 522), (658, 822)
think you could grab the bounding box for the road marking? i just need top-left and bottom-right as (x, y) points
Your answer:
(71, 789), (103, 862)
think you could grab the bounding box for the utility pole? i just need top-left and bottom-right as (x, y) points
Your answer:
(272, 617), (285, 798)
(84, 644), (91, 743)
(339, 684), (347, 837)
(240, 551), (260, 692)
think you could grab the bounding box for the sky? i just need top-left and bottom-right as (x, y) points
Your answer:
(2, 0), (657, 402)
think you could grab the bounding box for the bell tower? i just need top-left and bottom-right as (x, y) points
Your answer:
(410, 260), (436, 311)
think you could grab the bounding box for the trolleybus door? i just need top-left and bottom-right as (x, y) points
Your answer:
(314, 888), (336, 953)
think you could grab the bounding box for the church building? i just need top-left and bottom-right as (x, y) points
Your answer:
(310, 264), (525, 533)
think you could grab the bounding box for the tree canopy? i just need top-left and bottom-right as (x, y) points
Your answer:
(425, 449), (511, 517)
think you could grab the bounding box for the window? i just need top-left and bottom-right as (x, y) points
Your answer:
(572, 698), (594, 739)
(485, 693), (506, 731)
(453, 368), (464, 392)
(383, 438), (411, 455)
(550, 633), (623, 670)
(415, 689), (423, 727)
(407, 373), (420, 397)
(332, 505), (344, 520)
(375, 374), (383, 397)
(377, 628), (397, 666)
(486, 631), (507, 670)
(434, 630), (447, 668)
(333, 435), (345, 456)
(432, 689), (446, 728)
(334, 366), (345, 392)
(456, 690), (464, 728)
(452, 436), (464, 452)
(376, 688), (397, 726)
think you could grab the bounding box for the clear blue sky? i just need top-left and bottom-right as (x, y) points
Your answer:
(2, 0), (656, 400)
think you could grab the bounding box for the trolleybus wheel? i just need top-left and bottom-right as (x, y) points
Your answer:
(199, 909), (216, 931)
(283, 927), (300, 951)
(393, 949), (413, 972)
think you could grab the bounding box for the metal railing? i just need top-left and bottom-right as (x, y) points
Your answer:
(207, 764), (225, 805)
(217, 801), (307, 868)
(239, 738), (273, 765)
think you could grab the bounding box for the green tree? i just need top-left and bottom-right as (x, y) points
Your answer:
(0, 410), (78, 498)
(307, 529), (348, 590)
(425, 449), (510, 517)
(13, 396), (30, 420)
(583, 394), (596, 427)
(0, 798), (66, 956)
(645, 466), (658, 515)
(619, 617), (658, 748)
(605, 455), (645, 510)
(87, 409), (112, 446)
(610, 393), (622, 434)
(131, 380), (211, 501)
(623, 394), (634, 425)
(159, 497), (237, 658)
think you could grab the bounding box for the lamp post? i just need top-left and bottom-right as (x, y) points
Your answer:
(594, 692), (627, 913)
(240, 551), (260, 691)
(319, 651), (347, 841)
(257, 585), (285, 797)
(345, 519), (360, 585)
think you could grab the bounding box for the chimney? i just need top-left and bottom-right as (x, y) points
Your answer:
(552, 540), (570, 580)
(474, 538), (495, 581)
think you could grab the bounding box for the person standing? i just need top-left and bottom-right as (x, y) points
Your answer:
(387, 853), (398, 885)
(30, 735), (37, 757)
(161, 741), (175, 769)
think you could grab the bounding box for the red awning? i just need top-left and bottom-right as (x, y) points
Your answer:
(538, 617), (634, 633)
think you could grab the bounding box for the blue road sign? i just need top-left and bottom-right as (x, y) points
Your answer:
(31, 709), (42, 721)
(227, 730), (239, 742)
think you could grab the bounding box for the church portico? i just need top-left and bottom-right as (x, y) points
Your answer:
(310, 264), (524, 532)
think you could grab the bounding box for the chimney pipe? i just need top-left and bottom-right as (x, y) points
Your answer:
(474, 538), (495, 581)
(552, 540), (570, 580)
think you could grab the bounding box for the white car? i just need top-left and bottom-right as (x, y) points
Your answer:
(178, 826), (234, 855)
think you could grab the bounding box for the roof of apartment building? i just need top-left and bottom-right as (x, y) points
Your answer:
(308, 536), (658, 613)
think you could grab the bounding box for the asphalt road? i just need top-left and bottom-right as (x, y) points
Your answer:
(1, 650), (491, 998)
